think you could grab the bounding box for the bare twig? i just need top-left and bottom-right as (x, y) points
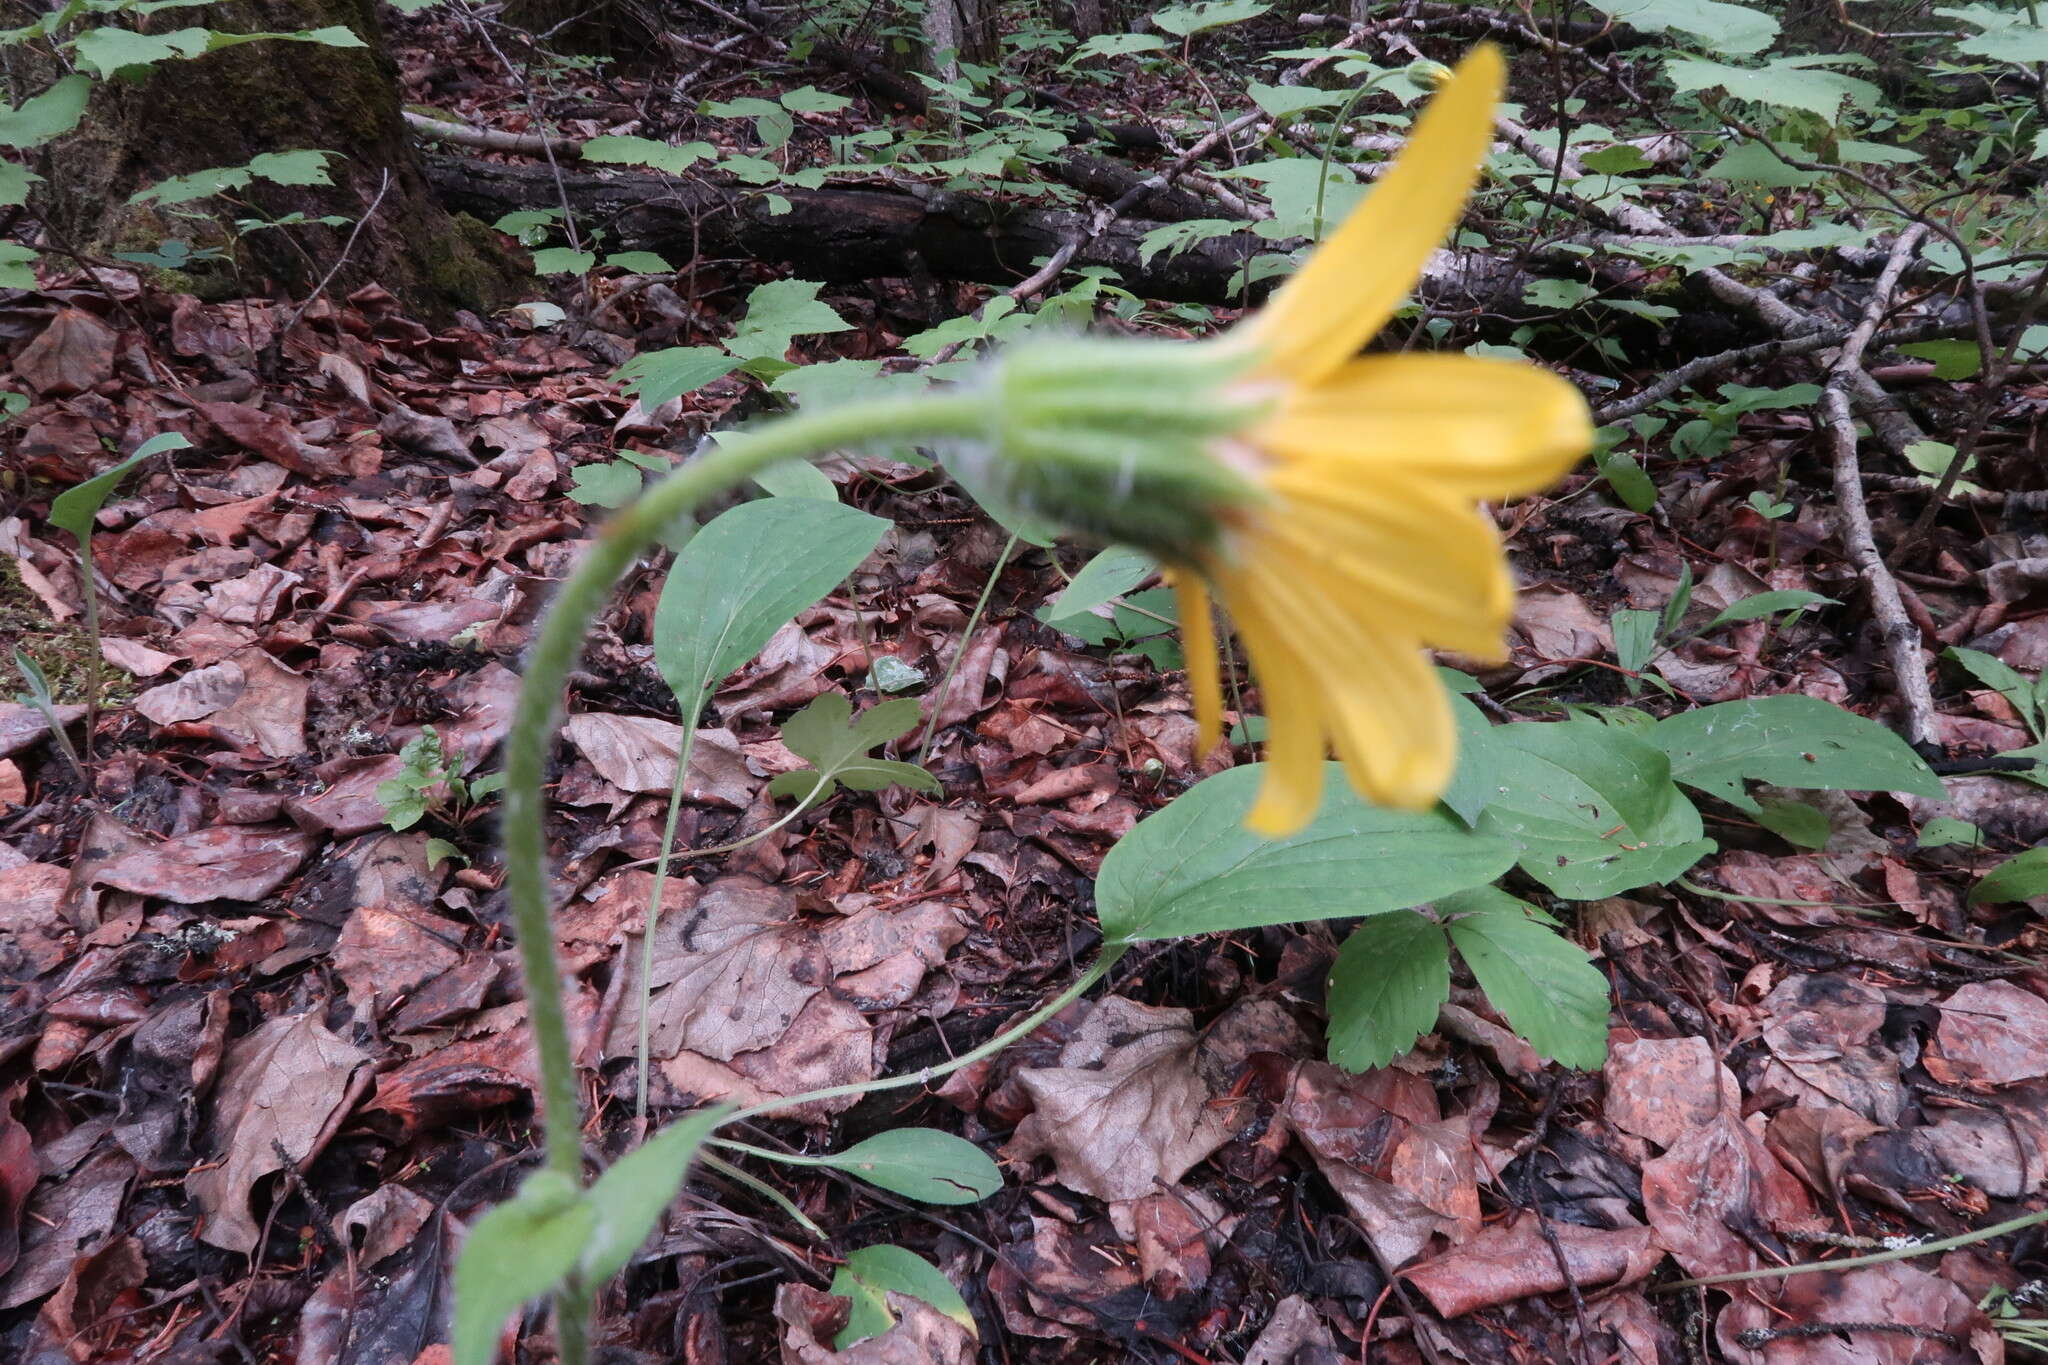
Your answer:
(1823, 224), (1939, 748)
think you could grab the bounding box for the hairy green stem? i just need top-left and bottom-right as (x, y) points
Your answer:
(503, 393), (988, 1184)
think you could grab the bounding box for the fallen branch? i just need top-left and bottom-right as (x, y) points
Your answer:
(1824, 224), (1940, 749)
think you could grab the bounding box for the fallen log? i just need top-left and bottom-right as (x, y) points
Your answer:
(424, 153), (1548, 312)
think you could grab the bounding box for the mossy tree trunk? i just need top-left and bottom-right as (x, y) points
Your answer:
(45, 0), (523, 316)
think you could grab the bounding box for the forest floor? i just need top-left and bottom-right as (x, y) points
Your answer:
(6, 7), (2048, 1365)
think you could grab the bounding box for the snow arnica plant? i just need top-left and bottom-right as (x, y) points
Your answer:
(465, 45), (1605, 1365)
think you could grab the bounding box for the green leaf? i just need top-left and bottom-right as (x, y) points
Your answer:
(1149, 0), (1270, 36)
(1665, 55), (1880, 120)
(1701, 139), (1828, 187)
(1611, 608), (1660, 681)
(1594, 448), (1658, 513)
(1443, 888), (1609, 1069)
(424, 837), (466, 869)
(767, 693), (939, 810)
(581, 1107), (727, 1281)
(749, 458), (837, 500)
(1918, 816), (1984, 850)
(0, 162), (37, 210)
(245, 149), (335, 186)
(1580, 143), (1653, 175)
(1650, 695), (1945, 813)
(613, 346), (739, 409)
(1969, 848), (2048, 906)
(1705, 589), (1836, 629)
(1945, 647), (2040, 737)
(1096, 762), (1518, 943)
(1475, 720), (1714, 898)
(654, 498), (889, 714)
(1326, 910), (1450, 1071)
(820, 1130), (1002, 1205)
(1755, 796), (1831, 849)
(1046, 546), (1156, 621)
(580, 134), (714, 175)
(451, 1169), (598, 1365)
(49, 432), (190, 543)
(1066, 32), (1169, 61)
(1897, 340), (1983, 380)
(71, 24), (209, 75)
(531, 247), (595, 275)
(778, 84), (852, 112)
(603, 251), (673, 274)
(830, 1244), (976, 1348)
(1588, 0), (1778, 53)
(727, 278), (850, 361)
(566, 459), (644, 508)
(0, 74), (90, 150)
(1246, 82), (1346, 119)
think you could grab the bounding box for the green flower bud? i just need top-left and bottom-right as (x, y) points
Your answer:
(957, 336), (1271, 558)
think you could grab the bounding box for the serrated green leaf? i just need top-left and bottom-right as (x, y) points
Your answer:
(49, 432), (190, 543)
(1650, 695), (1947, 813)
(821, 1130), (1001, 1205)
(1666, 56), (1879, 120)
(1096, 762), (1517, 943)
(830, 1245), (975, 1349)
(1580, 143), (1653, 175)
(581, 134), (714, 175)
(727, 279), (850, 361)
(1150, 0), (1270, 36)
(1246, 81), (1346, 119)
(582, 1107), (727, 1281)
(654, 499), (889, 717)
(613, 346), (739, 409)
(0, 162), (37, 210)
(1443, 888), (1609, 1068)
(1969, 848), (2048, 906)
(452, 1169), (597, 1365)
(531, 247), (595, 275)
(71, 24), (209, 75)
(1327, 910), (1450, 1071)
(566, 459), (644, 507)
(1475, 720), (1714, 898)
(603, 251), (673, 274)
(770, 693), (938, 809)
(1589, 0), (1778, 53)
(0, 74), (90, 150)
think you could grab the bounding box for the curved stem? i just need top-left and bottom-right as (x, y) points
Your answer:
(503, 392), (988, 1183)
(1657, 1206), (2048, 1293)
(917, 531), (1018, 767)
(635, 711), (701, 1118)
(721, 945), (1125, 1127)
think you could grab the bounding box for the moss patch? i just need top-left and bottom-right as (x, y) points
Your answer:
(0, 556), (133, 707)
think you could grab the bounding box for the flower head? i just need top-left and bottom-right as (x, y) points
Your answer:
(983, 45), (1592, 836)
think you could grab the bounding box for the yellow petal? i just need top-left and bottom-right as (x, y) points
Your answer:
(1256, 499), (1516, 659)
(1238, 45), (1504, 387)
(1238, 559), (1455, 810)
(1166, 566), (1224, 755)
(1221, 582), (1330, 836)
(1255, 352), (1593, 500)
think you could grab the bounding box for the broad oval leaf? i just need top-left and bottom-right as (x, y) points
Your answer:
(829, 1244), (976, 1349)
(1474, 720), (1714, 899)
(654, 499), (890, 717)
(1095, 762), (1518, 943)
(452, 1170), (597, 1365)
(1649, 695), (1946, 814)
(1442, 888), (1610, 1069)
(1327, 910), (1450, 1072)
(821, 1129), (1001, 1205)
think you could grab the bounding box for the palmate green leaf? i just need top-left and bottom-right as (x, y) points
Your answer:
(1474, 719), (1714, 899)
(530, 247), (595, 275)
(728, 279), (851, 361)
(580, 134), (715, 175)
(71, 24), (210, 74)
(1327, 910), (1450, 1072)
(0, 74), (90, 150)
(1665, 55), (1880, 121)
(613, 346), (739, 409)
(1046, 546), (1156, 621)
(654, 498), (890, 716)
(1442, 888), (1609, 1069)
(0, 161), (36, 209)
(50, 432), (190, 542)
(830, 1244), (976, 1348)
(452, 1170), (597, 1365)
(767, 693), (938, 810)
(1649, 695), (1946, 814)
(821, 1129), (1002, 1205)
(1095, 762), (1517, 943)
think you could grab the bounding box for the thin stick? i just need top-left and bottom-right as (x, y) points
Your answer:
(918, 532), (1017, 766)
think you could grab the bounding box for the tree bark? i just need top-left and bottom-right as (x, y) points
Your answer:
(44, 0), (523, 316)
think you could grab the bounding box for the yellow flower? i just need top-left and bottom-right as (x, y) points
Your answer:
(1164, 43), (1592, 835)
(976, 44), (1590, 837)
